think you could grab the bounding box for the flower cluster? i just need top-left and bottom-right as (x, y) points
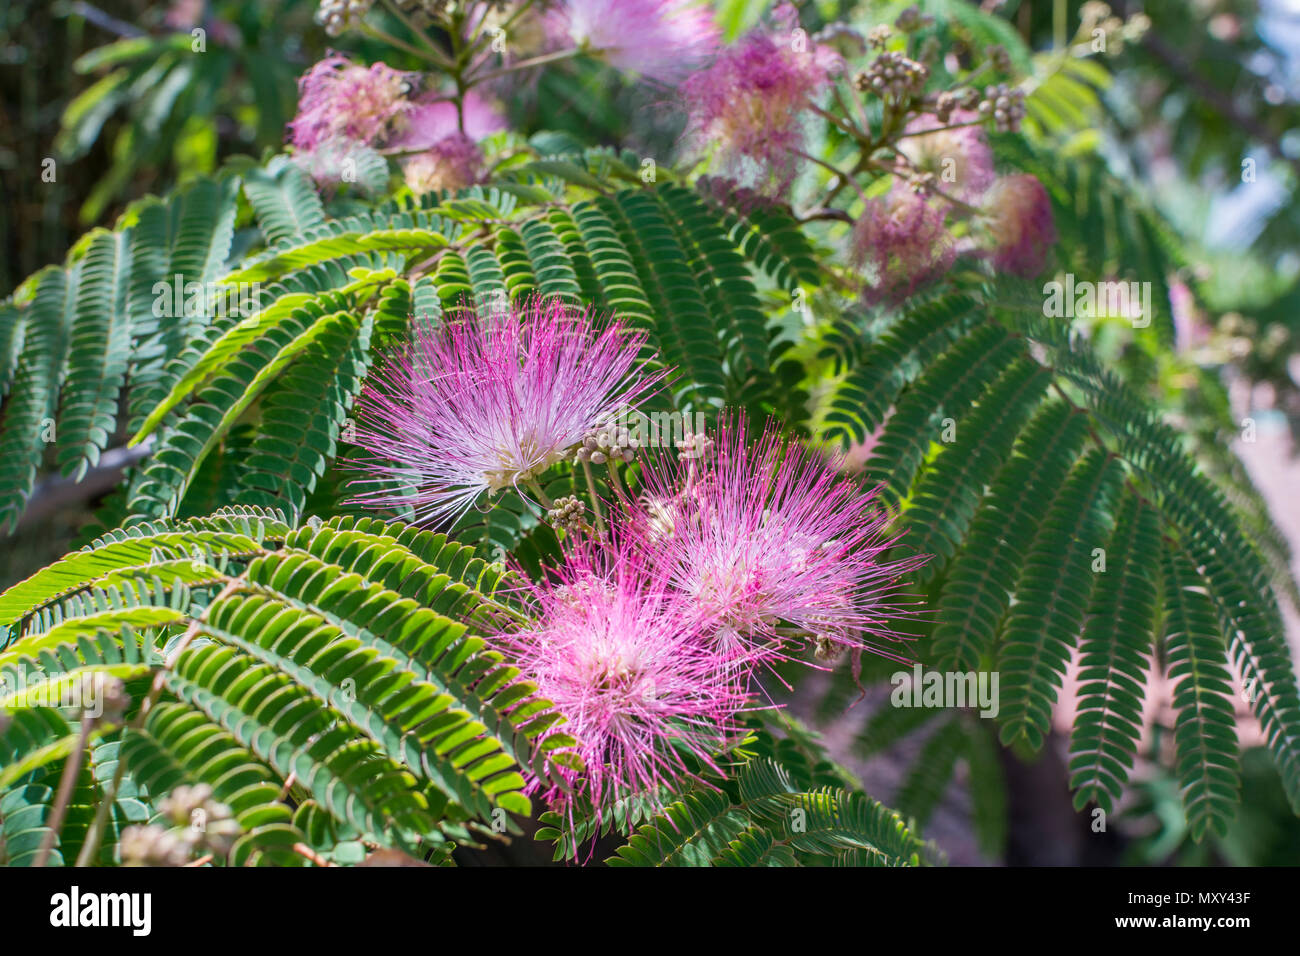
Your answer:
(554, 0), (720, 84)
(898, 108), (995, 201)
(476, 410), (924, 815)
(982, 174), (1058, 278)
(490, 546), (749, 814)
(347, 297), (661, 524)
(628, 416), (926, 666)
(288, 54), (412, 153)
(349, 293), (925, 817)
(852, 188), (956, 306)
(681, 28), (839, 194)
(288, 54), (504, 192)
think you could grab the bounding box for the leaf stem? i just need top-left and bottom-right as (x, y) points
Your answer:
(34, 715), (94, 867)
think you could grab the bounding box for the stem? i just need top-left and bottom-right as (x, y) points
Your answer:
(831, 84), (870, 139)
(790, 148), (870, 205)
(34, 715), (94, 867)
(76, 574), (246, 867)
(525, 477), (555, 511)
(361, 22), (448, 68)
(467, 46), (587, 86)
(380, 0), (452, 65)
(581, 460), (607, 537)
(896, 119), (985, 138)
(294, 842), (337, 867)
(605, 458), (626, 501)
(807, 101), (869, 144)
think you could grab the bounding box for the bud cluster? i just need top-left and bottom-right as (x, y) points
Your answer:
(546, 495), (589, 533)
(978, 84), (1027, 132)
(575, 425), (640, 465)
(79, 673), (129, 725)
(854, 50), (929, 100)
(894, 6), (935, 33)
(121, 784), (242, 865)
(314, 0), (374, 37)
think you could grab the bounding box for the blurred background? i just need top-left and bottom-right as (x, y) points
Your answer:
(2, 0), (1299, 865)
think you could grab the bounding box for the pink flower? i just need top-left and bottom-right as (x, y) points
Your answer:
(629, 416), (927, 665)
(287, 54), (412, 152)
(487, 545), (748, 813)
(389, 93), (506, 194)
(897, 109), (995, 200)
(553, 0), (720, 84)
(401, 133), (486, 193)
(681, 30), (838, 192)
(983, 174), (1057, 278)
(347, 298), (662, 523)
(852, 188), (955, 306)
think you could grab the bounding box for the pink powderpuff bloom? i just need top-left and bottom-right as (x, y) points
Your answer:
(852, 187), (955, 306)
(681, 30), (839, 193)
(401, 133), (486, 193)
(552, 0), (720, 84)
(487, 545), (750, 814)
(628, 416), (927, 666)
(897, 109), (995, 200)
(390, 93), (506, 194)
(982, 174), (1057, 278)
(288, 54), (412, 152)
(347, 297), (662, 524)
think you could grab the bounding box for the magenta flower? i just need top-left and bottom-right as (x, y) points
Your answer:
(287, 54), (412, 152)
(681, 30), (838, 193)
(629, 416), (927, 665)
(348, 298), (662, 523)
(487, 545), (748, 814)
(982, 174), (1057, 278)
(553, 0), (720, 84)
(401, 133), (486, 193)
(389, 92), (507, 193)
(898, 109), (995, 200)
(852, 187), (955, 306)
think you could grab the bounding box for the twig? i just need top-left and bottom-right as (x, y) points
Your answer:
(34, 715), (94, 867)
(294, 842), (337, 867)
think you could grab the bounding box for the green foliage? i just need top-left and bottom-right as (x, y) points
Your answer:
(2, 122), (1298, 863)
(540, 725), (932, 867)
(0, 507), (577, 865)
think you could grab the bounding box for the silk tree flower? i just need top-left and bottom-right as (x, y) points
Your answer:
(897, 109), (995, 200)
(852, 187), (955, 306)
(347, 298), (662, 524)
(629, 416), (927, 665)
(389, 93), (507, 193)
(681, 29), (838, 193)
(401, 133), (487, 192)
(287, 54), (412, 152)
(552, 0), (720, 84)
(982, 174), (1057, 278)
(487, 546), (749, 813)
